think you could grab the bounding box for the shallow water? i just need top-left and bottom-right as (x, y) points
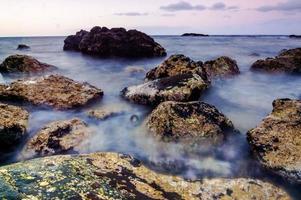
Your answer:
(0, 36), (301, 199)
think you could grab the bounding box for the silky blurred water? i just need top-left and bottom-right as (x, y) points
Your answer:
(0, 36), (301, 198)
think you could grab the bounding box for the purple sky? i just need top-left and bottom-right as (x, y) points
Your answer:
(0, 0), (300, 36)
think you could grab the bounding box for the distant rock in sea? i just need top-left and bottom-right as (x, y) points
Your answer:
(289, 35), (301, 39)
(17, 44), (30, 50)
(181, 33), (209, 37)
(64, 26), (166, 58)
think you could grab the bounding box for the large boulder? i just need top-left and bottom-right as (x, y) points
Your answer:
(203, 56), (240, 80)
(64, 26), (166, 57)
(145, 54), (208, 82)
(0, 55), (56, 73)
(0, 103), (29, 150)
(146, 101), (235, 143)
(0, 152), (290, 199)
(121, 74), (209, 106)
(251, 48), (301, 73)
(247, 99), (301, 182)
(22, 118), (92, 157)
(0, 75), (103, 109)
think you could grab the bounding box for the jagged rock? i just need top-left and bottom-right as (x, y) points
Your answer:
(17, 44), (30, 50)
(203, 56), (240, 80)
(0, 55), (55, 73)
(146, 101), (235, 143)
(0, 103), (29, 150)
(0, 152), (290, 199)
(247, 99), (301, 183)
(181, 33), (209, 37)
(122, 74), (209, 106)
(0, 75), (103, 109)
(64, 26), (166, 57)
(251, 48), (301, 73)
(145, 54), (208, 82)
(22, 118), (92, 157)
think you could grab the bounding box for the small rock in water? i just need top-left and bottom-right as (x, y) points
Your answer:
(17, 44), (30, 50)
(124, 66), (146, 74)
(130, 114), (139, 124)
(247, 99), (301, 183)
(0, 103), (29, 151)
(249, 52), (260, 57)
(87, 104), (128, 120)
(0, 152), (291, 199)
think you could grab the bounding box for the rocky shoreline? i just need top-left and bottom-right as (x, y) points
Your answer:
(0, 31), (300, 199)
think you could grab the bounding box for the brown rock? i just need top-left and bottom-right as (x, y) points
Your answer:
(247, 99), (301, 182)
(87, 104), (128, 120)
(0, 75), (103, 110)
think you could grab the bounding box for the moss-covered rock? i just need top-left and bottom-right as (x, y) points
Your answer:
(0, 152), (290, 199)
(0, 75), (103, 110)
(22, 118), (93, 158)
(146, 101), (235, 143)
(0, 103), (29, 150)
(121, 74), (209, 106)
(247, 99), (301, 183)
(0, 55), (56, 73)
(251, 48), (301, 73)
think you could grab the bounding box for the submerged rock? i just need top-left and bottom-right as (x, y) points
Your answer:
(122, 74), (209, 106)
(87, 104), (128, 120)
(145, 54), (208, 82)
(247, 99), (301, 182)
(17, 44), (30, 50)
(146, 101), (235, 143)
(23, 118), (92, 157)
(124, 66), (146, 74)
(251, 48), (301, 73)
(181, 33), (209, 37)
(0, 152), (290, 199)
(0, 54), (55, 73)
(0, 75), (103, 109)
(64, 26), (166, 57)
(0, 103), (29, 150)
(203, 56), (240, 80)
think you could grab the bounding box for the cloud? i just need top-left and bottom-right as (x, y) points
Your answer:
(161, 13), (176, 17)
(211, 2), (226, 10)
(257, 0), (301, 12)
(114, 12), (149, 16)
(160, 1), (206, 12)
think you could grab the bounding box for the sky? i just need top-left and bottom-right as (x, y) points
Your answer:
(0, 0), (300, 36)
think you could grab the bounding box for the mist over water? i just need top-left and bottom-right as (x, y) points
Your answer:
(1, 36), (301, 198)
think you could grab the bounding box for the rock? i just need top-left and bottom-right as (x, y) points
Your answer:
(0, 75), (103, 110)
(250, 53), (260, 57)
(251, 48), (301, 73)
(247, 99), (301, 183)
(145, 54), (208, 82)
(17, 44), (30, 50)
(0, 55), (56, 73)
(124, 66), (146, 74)
(0, 152), (290, 199)
(289, 35), (301, 39)
(64, 26), (166, 57)
(121, 74), (209, 106)
(22, 118), (92, 157)
(0, 103), (29, 150)
(203, 56), (240, 80)
(181, 33), (209, 37)
(87, 104), (128, 120)
(146, 101), (235, 143)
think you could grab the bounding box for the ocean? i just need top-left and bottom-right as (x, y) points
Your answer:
(0, 35), (301, 198)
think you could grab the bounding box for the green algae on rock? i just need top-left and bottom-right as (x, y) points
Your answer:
(121, 74), (209, 106)
(247, 99), (301, 183)
(0, 152), (291, 199)
(0, 103), (29, 150)
(0, 75), (103, 110)
(0, 54), (56, 73)
(22, 118), (93, 158)
(146, 101), (235, 143)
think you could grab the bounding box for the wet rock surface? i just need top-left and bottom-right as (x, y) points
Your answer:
(23, 118), (92, 157)
(17, 44), (30, 50)
(247, 99), (301, 182)
(0, 103), (29, 150)
(203, 56), (240, 80)
(122, 74), (209, 106)
(64, 26), (166, 57)
(145, 54), (208, 82)
(0, 152), (290, 200)
(146, 101), (235, 143)
(87, 104), (127, 120)
(251, 48), (301, 73)
(0, 75), (103, 109)
(0, 55), (55, 73)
